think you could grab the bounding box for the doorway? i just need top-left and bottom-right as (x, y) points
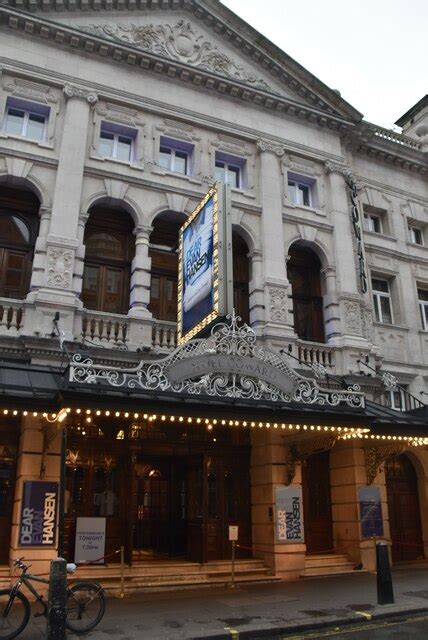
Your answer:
(0, 421), (18, 565)
(386, 454), (423, 562)
(302, 450), (333, 553)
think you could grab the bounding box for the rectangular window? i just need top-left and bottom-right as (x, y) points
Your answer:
(215, 151), (245, 189)
(159, 136), (193, 175)
(384, 388), (406, 411)
(98, 122), (136, 162)
(3, 97), (49, 142)
(418, 288), (428, 330)
(372, 278), (393, 324)
(287, 172), (316, 208)
(364, 213), (383, 234)
(409, 225), (424, 245)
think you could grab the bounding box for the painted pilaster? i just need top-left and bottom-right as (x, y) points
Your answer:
(10, 415), (61, 590)
(257, 140), (294, 339)
(24, 84), (97, 340)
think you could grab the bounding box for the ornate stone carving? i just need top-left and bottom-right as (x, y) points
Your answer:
(268, 287), (288, 323)
(344, 300), (363, 335)
(46, 247), (74, 289)
(361, 308), (374, 341)
(81, 20), (274, 92)
(381, 371), (398, 391)
(2, 77), (58, 104)
(63, 83), (98, 105)
(364, 444), (407, 484)
(257, 138), (284, 157)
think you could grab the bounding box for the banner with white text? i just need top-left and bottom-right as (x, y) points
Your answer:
(19, 481), (58, 547)
(275, 485), (304, 544)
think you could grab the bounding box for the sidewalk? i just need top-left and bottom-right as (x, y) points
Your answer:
(27, 566), (428, 639)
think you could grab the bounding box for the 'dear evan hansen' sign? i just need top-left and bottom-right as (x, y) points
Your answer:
(19, 481), (58, 546)
(275, 486), (304, 544)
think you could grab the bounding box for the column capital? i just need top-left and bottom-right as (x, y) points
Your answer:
(256, 138), (284, 157)
(38, 205), (52, 218)
(63, 83), (98, 105)
(324, 161), (364, 190)
(134, 224), (153, 240)
(321, 264), (336, 276)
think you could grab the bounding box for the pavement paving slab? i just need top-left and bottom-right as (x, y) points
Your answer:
(15, 567), (428, 639)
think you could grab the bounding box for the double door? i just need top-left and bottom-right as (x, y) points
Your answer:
(303, 450), (333, 553)
(134, 454), (251, 562)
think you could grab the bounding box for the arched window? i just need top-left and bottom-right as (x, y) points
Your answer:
(232, 232), (250, 324)
(149, 212), (185, 322)
(288, 244), (325, 343)
(82, 206), (135, 314)
(0, 186), (40, 299)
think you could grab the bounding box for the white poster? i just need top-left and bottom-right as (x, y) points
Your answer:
(74, 517), (106, 564)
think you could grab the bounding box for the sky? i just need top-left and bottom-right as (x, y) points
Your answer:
(221, 0), (427, 130)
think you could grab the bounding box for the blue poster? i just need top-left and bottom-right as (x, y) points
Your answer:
(19, 481), (58, 546)
(359, 485), (384, 538)
(181, 196), (214, 335)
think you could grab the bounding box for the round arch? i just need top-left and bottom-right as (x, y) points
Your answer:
(81, 193), (142, 228)
(0, 174), (47, 208)
(286, 237), (330, 269)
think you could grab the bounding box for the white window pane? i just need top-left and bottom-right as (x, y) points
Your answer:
(372, 279), (389, 293)
(5, 109), (25, 136)
(228, 166), (240, 189)
(174, 151), (187, 175)
(159, 148), (172, 170)
(380, 296), (392, 324)
(26, 113), (45, 141)
(372, 216), (381, 233)
(373, 295), (381, 322)
(215, 163), (226, 183)
(298, 184), (310, 206)
(288, 182), (296, 204)
(116, 136), (132, 162)
(99, 132), (114, 157)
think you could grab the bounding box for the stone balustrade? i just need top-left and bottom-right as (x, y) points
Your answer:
(0, 300), (24, 336)
(81, 311), (129, 348)
(365, 122), (422, 150)
(152, 320), (177, 352)
(297, 340), (335, 368)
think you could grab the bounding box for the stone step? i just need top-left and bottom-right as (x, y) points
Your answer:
(302, 566), (362, 578)
(71, 564), (269, 582)
(303, 552), (362, 578)
(304, 554), (355, 568)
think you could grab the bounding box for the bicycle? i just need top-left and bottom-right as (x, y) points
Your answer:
(0, 558), (106, 639)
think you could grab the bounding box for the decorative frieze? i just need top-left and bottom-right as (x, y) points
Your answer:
(268, 286), (288, 323)
(46, 246), (74, 290)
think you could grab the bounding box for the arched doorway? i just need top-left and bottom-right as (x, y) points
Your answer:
(0, 186), (40, 300)
(386, 454), (424, 562)
(0, 418), (19, 565)
(82, 205), (135, 314)
(287, 244), (325, 343)
(302, 450), (333, 553)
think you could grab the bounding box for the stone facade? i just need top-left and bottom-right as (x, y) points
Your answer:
(0, 0), (427, 582)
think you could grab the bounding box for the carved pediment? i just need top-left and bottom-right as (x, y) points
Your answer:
(80, 19), (277, 94)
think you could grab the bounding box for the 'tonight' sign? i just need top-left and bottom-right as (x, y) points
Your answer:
(19, 481), (58, 547)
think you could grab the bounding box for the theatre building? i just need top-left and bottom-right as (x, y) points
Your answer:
(0, 0), (427, 589)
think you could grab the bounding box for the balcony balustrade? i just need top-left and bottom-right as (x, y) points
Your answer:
(0, 300), (24, 336)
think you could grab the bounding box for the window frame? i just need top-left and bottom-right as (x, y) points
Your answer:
(286, 171), (317, 208)
(364, 212), (383, 234)
(159, 146), (189, 175)
(98, 121), (136, 163)
(418, 288), (428, 330)
(3, 97), (49, 142)
(409, 225), (424, 246)
(214, 151), (246, 190)
(383, 388), (406, 412)
(372, 277), (394, 324)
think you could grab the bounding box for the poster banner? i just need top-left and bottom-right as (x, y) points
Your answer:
(358, 485), (384, 538)
(178, 183), (232, 344)
(19, 481), (58, 547)
(74, 517), (106, 564)
(275, 485), (304, 544)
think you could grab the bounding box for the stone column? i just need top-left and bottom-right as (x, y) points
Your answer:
(128, 225), (153, 348)
(248, 248), (264, 327)
(321, 264), (341, 341)
(10, 415), (61, 591)
(25, 84), (97, 340)
(251, 430), (305, 580)
(257, 140), (294, 340)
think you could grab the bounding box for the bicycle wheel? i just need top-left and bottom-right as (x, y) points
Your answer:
(0, 590), (30, 640)
(66, 581), (105, 634)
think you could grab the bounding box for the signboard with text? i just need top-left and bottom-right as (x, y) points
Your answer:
(19, 481), (58, 547)
(275, 486), (304, 544)
(74, 517), (106, 564)
(358, 485), (384, 538)
(177, 183), (232, 344)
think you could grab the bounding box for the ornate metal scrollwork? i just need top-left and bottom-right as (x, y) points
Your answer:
(364, 443), (408, 484)
(70, 311), (365, 408)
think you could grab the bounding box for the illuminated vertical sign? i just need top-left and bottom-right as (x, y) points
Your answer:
(177, 183), (232, 344)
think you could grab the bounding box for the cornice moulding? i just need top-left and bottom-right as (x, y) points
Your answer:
(0, 5), (356, 132)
